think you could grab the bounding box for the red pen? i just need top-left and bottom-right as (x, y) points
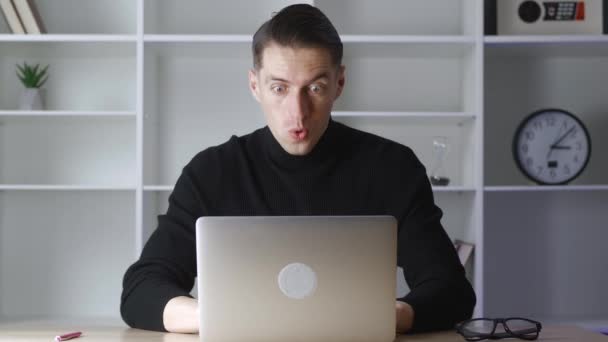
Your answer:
(54, 331), (82, 341)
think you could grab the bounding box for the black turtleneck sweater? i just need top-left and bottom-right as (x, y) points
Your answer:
(120, 120), (476, 333)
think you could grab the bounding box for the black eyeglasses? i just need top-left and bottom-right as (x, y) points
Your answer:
(455, 317), (542, 341)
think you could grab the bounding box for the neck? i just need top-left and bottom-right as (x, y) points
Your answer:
(263, 118), (340, 170)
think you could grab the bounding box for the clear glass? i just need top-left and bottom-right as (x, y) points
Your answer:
(506, 318), (538, 332)
(429, 136), (450, 186)
(466, 319), (495, 334)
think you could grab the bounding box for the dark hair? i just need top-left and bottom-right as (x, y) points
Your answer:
(252, 4), (343, 70)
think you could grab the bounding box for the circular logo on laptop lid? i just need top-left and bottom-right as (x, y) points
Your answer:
(277, 263), (317, 299)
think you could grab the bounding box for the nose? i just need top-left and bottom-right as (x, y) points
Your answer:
(287, 90), (311, 123)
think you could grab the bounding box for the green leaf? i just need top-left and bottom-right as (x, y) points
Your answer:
(39, 64), (49, 76)
(38, 75), (49, 88)
(16, 63), (26, 76)
(15, 62), (49, 88)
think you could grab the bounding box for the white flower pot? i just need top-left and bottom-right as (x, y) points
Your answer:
(19, 88), (45, 110)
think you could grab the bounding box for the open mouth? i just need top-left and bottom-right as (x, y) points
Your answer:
(289, 128), (309, 141)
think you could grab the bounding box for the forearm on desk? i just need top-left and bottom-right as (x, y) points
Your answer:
(163, 296), (199, 333)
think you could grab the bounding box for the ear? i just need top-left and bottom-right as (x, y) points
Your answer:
(334, 65), (346, 100)
(248, 69), (261, 103)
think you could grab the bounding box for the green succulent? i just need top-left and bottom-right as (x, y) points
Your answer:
(16, 62), (49, 88)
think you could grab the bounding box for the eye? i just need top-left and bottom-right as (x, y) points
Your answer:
(309, 84), (324, 94)
(271, 84), (286, 95)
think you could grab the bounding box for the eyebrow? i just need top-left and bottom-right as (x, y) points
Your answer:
(267, 71), (330, 84)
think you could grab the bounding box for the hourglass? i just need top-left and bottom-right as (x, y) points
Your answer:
(429, 136), (450, 186)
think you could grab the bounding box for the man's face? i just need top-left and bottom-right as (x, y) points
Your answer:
(249, 43), (345, 155)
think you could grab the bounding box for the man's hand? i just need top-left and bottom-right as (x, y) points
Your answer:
(163, 296), (199, 333)
(396, 301), (414, 333)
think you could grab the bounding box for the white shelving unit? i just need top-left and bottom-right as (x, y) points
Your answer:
(484, 32), (608, 328)
(0, 0), (605, 330)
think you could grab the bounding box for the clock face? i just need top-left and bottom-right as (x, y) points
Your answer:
(513, 109), (591, 185)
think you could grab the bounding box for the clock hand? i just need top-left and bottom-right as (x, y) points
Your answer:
(551, 126), (575, 148)
(551, 120), (565, 147)
(548, 124), (569, 159)
(547, 142), (573, 159)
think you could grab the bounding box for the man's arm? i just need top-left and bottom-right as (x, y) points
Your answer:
(121, 160), (209, 332)
(395, 155), (476, 332)
(163, 296), (199, 333)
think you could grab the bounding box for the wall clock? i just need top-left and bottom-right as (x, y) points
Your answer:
(512, 108), (591, 185)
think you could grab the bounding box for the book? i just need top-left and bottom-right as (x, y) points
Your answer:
(12, 0), (45, 34)
(454, 239), (475, 266)
(0, 0), (25, 33)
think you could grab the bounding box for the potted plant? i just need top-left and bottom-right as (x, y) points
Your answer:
(16, 61), (49, 110)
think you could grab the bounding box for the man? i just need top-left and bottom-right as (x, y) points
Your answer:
(121, 4), (475, 334)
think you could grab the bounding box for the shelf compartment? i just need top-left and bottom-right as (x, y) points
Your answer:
(484, 191), (608, 320)
(335, 42), (476, 113)
(484, 54), (608, 187)
(0, 191), (135, 318)
(143, 42), (266, 186)
(142, 38), (477, 117)
(332, 111), (476, 125)
(143, 104), (477, 187)
(333, 115), (477, 188)
(0, 41), (136, 112)
(0, 0), (136, 35)
(0, 116), (135, 186)
(144, 0), (310, 35)
(315, 0), (476, 36)
(434, 191), (477, 243)
(142, 191), (171, 247)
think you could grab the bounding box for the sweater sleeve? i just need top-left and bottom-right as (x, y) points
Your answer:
(396, 160), (476, 333)
(120, 163), (205, 331)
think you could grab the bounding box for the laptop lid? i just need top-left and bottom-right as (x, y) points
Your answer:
(195, 215), (397, 342)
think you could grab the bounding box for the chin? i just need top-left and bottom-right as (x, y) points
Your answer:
(288, 147), (312, 156)
(285, 143), (313, 156)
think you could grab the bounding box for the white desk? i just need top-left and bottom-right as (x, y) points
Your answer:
(0, 319), (606, 341)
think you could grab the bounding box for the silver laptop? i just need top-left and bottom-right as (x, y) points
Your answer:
(195, 215), (397, 342)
